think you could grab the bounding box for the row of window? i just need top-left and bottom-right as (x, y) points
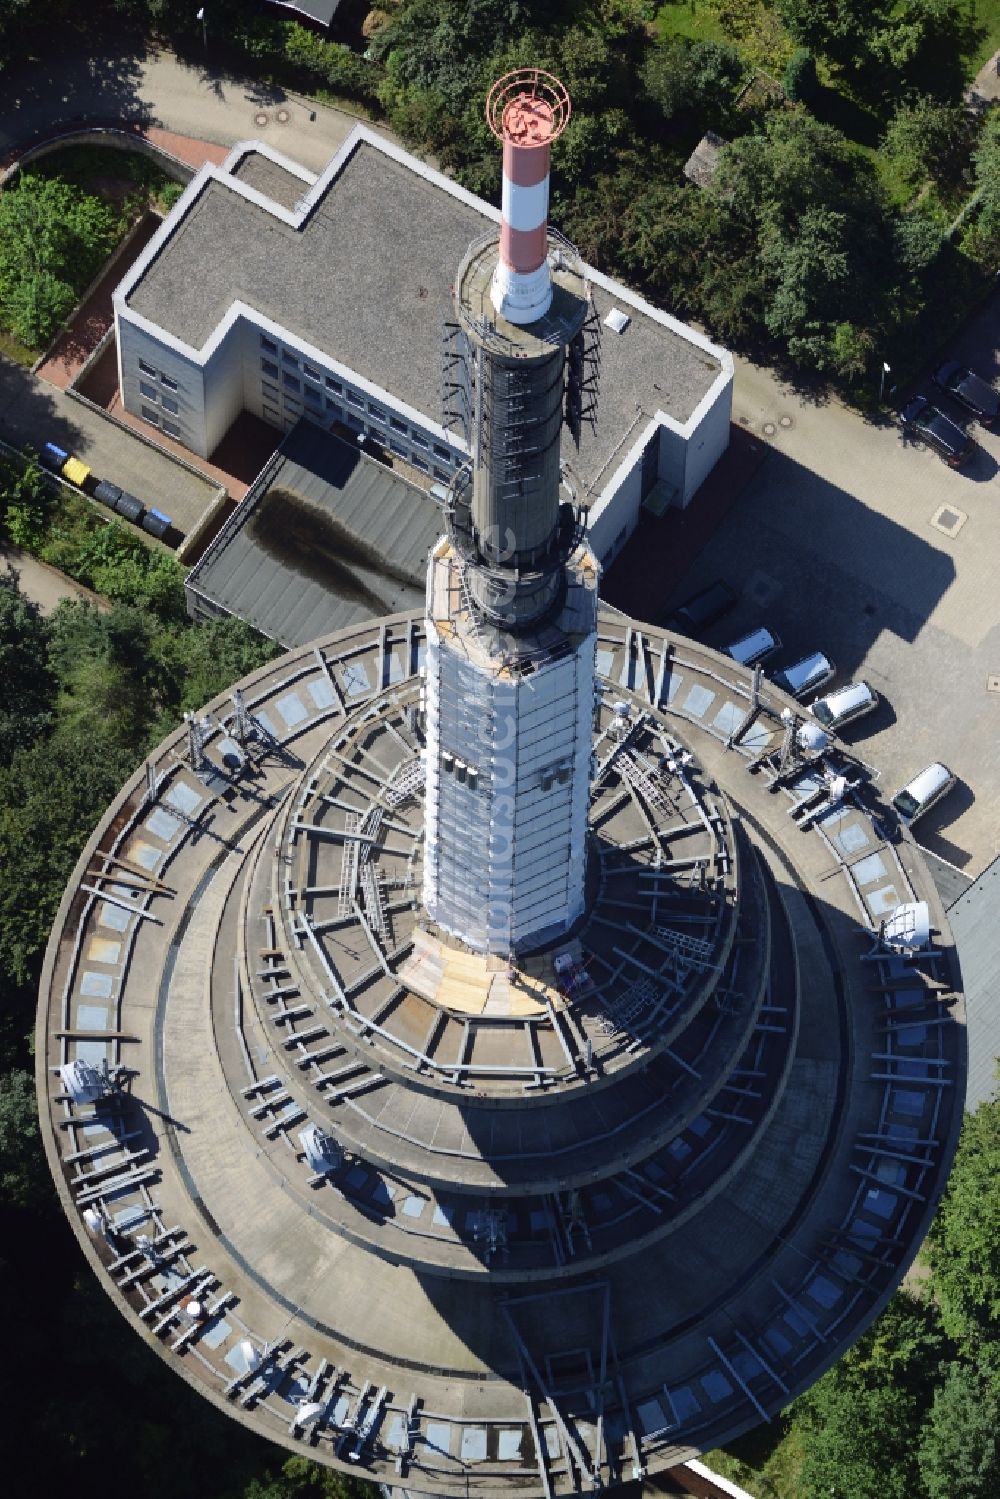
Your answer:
(258, 335), (454, 463)
(140, 404), (181, 439)
(137, 358), (179, 392)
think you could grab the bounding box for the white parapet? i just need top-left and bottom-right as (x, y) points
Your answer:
(422, 546), (598, 955)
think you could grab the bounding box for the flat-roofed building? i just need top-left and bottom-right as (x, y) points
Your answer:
(113, 131), (733, 565)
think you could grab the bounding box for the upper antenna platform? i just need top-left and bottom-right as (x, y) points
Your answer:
(486, 69), (571, 148)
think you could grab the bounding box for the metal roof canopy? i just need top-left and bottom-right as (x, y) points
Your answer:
(947, 852), (1000, 1109)
(186, 421), (441, 646)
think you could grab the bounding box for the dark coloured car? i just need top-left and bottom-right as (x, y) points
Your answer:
(668, 578), (737, 632)
(932, 360), (1000, 427)
(898, 396), (973, 468)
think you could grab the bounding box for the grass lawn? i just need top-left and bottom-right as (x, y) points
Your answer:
(655, 0), (726, 44)
(0, 329), (36, 366)
(972, 0), (1000, 69)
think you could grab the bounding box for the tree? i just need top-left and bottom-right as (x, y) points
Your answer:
(794, 1291), (944, 1499)
(783, 47), (819, 106)
(0, 582), (54, 762)
(972, 110), (1000, 260)
(0, 173), (119, 346)
(925, 1094), (1000, 1347)
(918, 1359), (1000, 1499)
(641, 38), (743, 127)
(775, 0), (891, 67)
(0, 1068), (51, 1211)
(881, 95), (973, 192)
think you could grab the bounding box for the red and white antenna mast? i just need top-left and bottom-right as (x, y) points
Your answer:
(486, 68), (571, 326)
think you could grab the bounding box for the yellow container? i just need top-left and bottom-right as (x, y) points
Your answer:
(61, 456), (91, 488)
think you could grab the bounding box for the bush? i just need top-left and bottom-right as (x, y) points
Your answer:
(783, 47), (819, 106)
(282, 22), (377, 101)
(0, 173), (120, 348)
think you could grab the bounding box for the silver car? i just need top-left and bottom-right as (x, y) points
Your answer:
(722, 626), (781, 667)
(891, 763), (956, 827)
(772, 651), (835, 700)
(809, 680), (879, 731)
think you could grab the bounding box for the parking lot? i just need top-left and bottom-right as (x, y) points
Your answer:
(662, 294), (1000, 880)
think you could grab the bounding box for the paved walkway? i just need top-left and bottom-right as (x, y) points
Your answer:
(0, 45), (362, 176)
(0, 541), (109, 614)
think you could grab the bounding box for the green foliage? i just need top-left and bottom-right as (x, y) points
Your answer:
(925, 1095), (1000, 1346)
(0, 172), (119, 347)
(782, 46), (818, 105)
(641, 36), (744, 125)
(0, 583), (54, 761)
(282, 22), (377, 100)
(971, 108), (1000, 262)
(917, 1359), (1000, 1499)
(775, 0), (890, 67)
(794, 1291), (944, 1499)
(0, 1067), (50, 1210)
(0, 454), (54, 549)
(881, 94), (974, 193)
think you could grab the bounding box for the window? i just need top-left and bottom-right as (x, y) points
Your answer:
(326, 402), (342, 422)
(390, 416), (408, 435)
(346, 389), (364, 409)
(138, 358), (157, 377)
(304, 385), (322, 409)
(160, 373), (178, 391)
(263, 404), (279, 423)
(389, 438), (407, 458)
(139, 380), (158, 401)
(410, 453), (430, 473)
(162, 418), (181, 438)
(141, 405), (159, 424)
(433, 467), (450, 482)
(410, 431), (430, 450)
(367, 403), (386, 423)
(282, 372), (300, 393)
(303, 364), (320, 383)
(325, 375), (342, 393)
(345, 412), (363, 431)
(281, 350), (299, 368)
(261, 357), (278, 378)
(161, 395), (179, 415)
(262, 381), (278, 403)
(260, 334), (277, 353)
(284, 394), (301, 412)
(433, 443), (451, 460)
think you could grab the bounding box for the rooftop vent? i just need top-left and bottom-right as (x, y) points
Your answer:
(604, 308), (631, 334)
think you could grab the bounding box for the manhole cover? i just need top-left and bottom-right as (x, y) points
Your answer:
(930, 503), (968, 537)
(762, 421), (776, 437)
(988, 675), (1000, 694)
(276, 107), (290, 123)
(254, 110), (269, 127)
(779, 414), (793, 428)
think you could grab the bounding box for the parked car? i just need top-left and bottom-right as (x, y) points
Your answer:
(771, 651), (835, 700)
(898, 395), (973, 468)
(809, 680), (879, 732)
(722, 626), (781, 667)
(891, 762), (956, 827)
(932, 360), (1000, 427)
(668, 579), (737, 632)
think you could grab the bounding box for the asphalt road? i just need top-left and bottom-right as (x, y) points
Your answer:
(0, 44), (362, 173)
(668, 326), (1000, 880)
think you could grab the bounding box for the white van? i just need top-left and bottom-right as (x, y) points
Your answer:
(810, 680), (879, 732)
(722, 627), (781, 667)
(891, 763), (956, 827)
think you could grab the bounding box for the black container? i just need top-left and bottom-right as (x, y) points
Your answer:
(114, 492), (144, 524)
(141, 508), (171, 539)
(92, 479), (122, 508)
